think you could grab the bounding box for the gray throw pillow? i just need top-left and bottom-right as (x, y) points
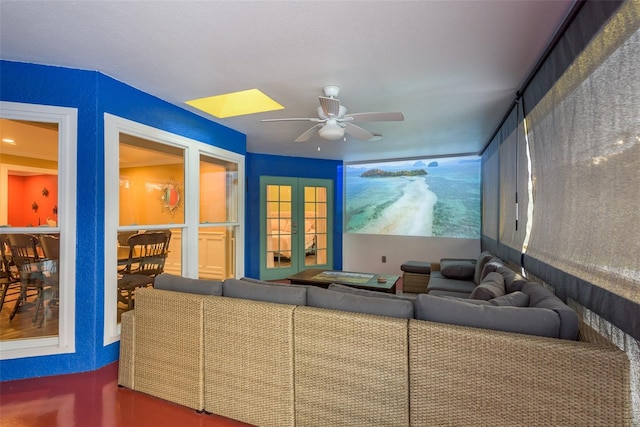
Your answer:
(488, 291), (530, 307)
(496, 266), (529, 293)
(415, 294), (561, 338)
(469, 272), (505, 300)
(306, 286), (414, 319)
(154, 273), (222, 295)
(479, 257), (504, 282)
(440, 259), (476, 281)
(474, 252), (495, 285)
(223, 278), (306, 305)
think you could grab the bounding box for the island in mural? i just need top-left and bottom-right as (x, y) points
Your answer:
(345, 156), (481, 238)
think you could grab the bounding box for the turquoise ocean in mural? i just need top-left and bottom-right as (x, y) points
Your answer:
(345, 156), (481, 238)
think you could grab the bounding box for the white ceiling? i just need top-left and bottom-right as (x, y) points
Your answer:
(0, 0), (574, 163)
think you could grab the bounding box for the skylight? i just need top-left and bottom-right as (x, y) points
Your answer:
(185, 89), (284, 118)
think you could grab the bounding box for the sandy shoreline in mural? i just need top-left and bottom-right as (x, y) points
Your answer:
(357, 179), (438, 236)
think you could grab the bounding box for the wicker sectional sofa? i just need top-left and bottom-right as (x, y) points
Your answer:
(118, 273), (631, 426)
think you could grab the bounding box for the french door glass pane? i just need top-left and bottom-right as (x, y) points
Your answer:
(266, 185), (293, 269)
(304, 186), (327, 266)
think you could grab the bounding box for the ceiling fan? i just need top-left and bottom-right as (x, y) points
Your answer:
(261, 85), (404, 142)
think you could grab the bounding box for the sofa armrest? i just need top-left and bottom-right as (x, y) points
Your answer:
(118, 310), (135, 389)
(133, 288), (206, 411)
(409, 319), (631, 426)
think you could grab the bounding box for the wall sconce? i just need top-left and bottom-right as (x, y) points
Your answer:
(32, 201), (39, 212)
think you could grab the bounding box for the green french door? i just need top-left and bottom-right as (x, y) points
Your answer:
(259, 176), (333, 280)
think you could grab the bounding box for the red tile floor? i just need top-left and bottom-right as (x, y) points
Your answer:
(0, 362), (253, 427)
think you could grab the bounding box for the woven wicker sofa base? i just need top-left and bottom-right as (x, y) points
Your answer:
(402, 272), (430, 293)
(119, 288), (631, 427)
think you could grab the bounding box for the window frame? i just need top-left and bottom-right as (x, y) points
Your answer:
(0, 101), (77, 360)
(103, 114), (244, 345)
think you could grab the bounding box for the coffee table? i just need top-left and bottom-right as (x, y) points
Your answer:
(287, 268), (399, 293)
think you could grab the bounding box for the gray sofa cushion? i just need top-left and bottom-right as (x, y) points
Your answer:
(223, 278), (306, 305)
(154, 273), (222, 295)
(488, 291), (530, 307)
(400, 261), (432, 274)
(496, 266), (529, 293)
(425, 289), (472, 298)
(469, 272), (505, 300)
(474, 251), (495, 285)
(415, 294), (562, 338)
(440, 259), (476, 280)
(239, 276), (277, 285)
(521, 282), (579, 340)
(240, 276), (312, 290)
(306, 286), (414, 319)
(327, 283), (416, 303)
(427, 272), (477, 294)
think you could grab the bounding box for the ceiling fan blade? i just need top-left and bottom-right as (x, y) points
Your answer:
(319, 96), (341, 118)
(295, 124), (322, 142)
(343, 122), (375, 141)
(342, 112), (404, 122)
(261, 117), (322, 122)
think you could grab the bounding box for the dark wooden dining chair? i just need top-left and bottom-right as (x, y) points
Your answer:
(117, 230), (138, 247)
(39, 234), (60, 260)
(117, 231), (170, 310)
(7, 233), (46, 323)
(37, 234), (61, 323)
(0, 235), (20, 313)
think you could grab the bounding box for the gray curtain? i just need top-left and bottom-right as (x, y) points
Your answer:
(497, 102), (529, 265)
(480, 134), (499, 253)
(524, 1), (640, 340)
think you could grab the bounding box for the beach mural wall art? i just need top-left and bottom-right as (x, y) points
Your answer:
(345, 156), (481, 238)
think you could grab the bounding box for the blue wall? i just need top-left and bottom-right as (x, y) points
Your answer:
(0, 61), (246, 380)
(245, 153), (343, 278)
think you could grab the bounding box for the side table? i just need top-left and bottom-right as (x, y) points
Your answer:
(400, 261), (431, 293)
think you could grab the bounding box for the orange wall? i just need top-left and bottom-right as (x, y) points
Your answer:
(119, 164), (185, 226)
(8, 174), (58, 227)
(119, 163), (227, 226)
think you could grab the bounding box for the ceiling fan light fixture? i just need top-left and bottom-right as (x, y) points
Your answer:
(317, 121), (344, 140)
(261, 86), (404, 142)
(323, 85), (340, 98)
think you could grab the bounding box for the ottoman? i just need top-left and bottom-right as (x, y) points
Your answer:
(400, 261), (431, 293)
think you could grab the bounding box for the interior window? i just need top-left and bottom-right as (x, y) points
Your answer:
(116, 134), (184, 321)
(199, 155), (238, 280)
(104, 114), (243, 345)
(0, 103), (77, 359)
(1, 119), (59, 341)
